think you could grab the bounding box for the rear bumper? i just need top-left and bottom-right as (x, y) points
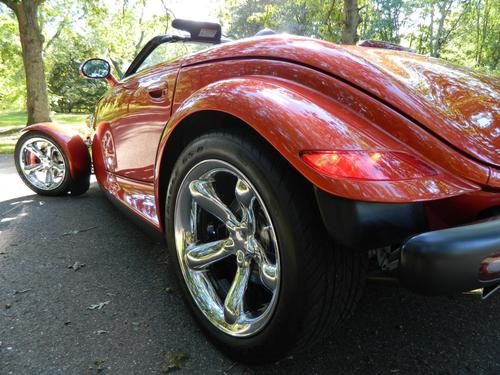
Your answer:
(400, 218), (500, 295)
(314, 188), (426, 249)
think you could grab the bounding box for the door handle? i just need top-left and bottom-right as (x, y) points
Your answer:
(148, 83), (168, 99)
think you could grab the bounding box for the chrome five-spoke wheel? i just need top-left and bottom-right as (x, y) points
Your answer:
(18, 137), (66, 191)
(174, 159), (280, 336)
(15, 131), (90, 197)
(166, 132), (367, 362)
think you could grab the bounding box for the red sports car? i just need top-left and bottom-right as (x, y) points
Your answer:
(14, 19), (500, 362)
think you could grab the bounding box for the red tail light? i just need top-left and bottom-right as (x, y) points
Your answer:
(479, 254), (500, 282)
(300, 150), (437, 181)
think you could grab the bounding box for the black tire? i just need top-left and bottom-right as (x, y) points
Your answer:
(69, 177), (90, 196)
(15, 131), (90, 197)
(165, 130), (367, 363)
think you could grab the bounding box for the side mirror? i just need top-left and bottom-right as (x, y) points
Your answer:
(80, 58), (117, 86)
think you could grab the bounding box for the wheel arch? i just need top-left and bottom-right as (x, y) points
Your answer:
(155, 110), (306, 233)
(21, 123), (91, 184)
(154, 76), (478, 231)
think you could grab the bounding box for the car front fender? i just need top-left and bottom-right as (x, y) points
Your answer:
(156, 76), (478, 207)
(22, 122), (91, 184)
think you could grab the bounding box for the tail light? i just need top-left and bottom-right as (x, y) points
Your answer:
(479, 254), (500, 282)
(300, 150), (437, 181)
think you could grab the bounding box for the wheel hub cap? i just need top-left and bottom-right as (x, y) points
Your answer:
(174, 159), (280, 337)
(18, 137), (66, 191)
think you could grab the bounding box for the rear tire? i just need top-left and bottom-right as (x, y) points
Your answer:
(165, 131), (366, 363)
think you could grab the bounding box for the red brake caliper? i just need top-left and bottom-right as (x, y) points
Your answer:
(28, 151), (39, 165)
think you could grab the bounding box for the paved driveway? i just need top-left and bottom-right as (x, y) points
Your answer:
(0, 154), (498, 374)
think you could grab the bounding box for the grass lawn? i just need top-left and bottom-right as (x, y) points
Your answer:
(0, 111), (88, 153)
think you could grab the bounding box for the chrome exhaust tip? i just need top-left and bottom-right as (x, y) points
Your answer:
(481, 284), (500, 300)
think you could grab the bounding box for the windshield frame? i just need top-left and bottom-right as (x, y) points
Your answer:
(124, 35), (226, 78)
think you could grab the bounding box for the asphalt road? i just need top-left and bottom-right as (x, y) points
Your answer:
(1, 153), (499, 374)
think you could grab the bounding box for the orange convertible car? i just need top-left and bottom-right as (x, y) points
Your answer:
(15, 19), (500, 362)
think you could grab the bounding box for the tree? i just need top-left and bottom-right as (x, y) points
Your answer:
(84, 0), (173, 78)
(473, 0), (498, 71)
(222, 0), (278, 38)
(360, 0), (407, 43)
(0, 10), (25, 110)
(341, 0), (361, 44)
(1, 0), (51, 124)
(1, 0), (498, 119)
(49, 59), (107, 113)
(48, 34), (107, 113)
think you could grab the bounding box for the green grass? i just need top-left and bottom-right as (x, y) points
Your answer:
(0, 111), (29, 128)
(0, 111), (88, 154)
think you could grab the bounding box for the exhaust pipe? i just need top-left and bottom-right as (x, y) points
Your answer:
(400, 218), (500, 296)
(482, 284), (500, 300)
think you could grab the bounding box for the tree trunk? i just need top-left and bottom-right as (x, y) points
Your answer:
(433, 1), (449, 57)
(11, 1), (52, 124)
(341, 0), (361, 44)
(429, 4), (435, 56)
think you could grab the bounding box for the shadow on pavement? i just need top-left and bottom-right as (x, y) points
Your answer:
(0, 184), (498, 374)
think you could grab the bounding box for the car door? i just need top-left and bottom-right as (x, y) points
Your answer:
(108, 61), (179, 183)
(102, 40), (213, 183)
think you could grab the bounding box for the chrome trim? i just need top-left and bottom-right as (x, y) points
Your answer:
(18, 137), (66, 191)
(174, 159), (280, 337)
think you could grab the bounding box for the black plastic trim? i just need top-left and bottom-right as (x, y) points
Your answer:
(314, 188), (427, 249)
(125, 35), (181, 77)
(124, 20), (225, 78)
(400, 217), (500, 295)
(171, 19), (222, 43)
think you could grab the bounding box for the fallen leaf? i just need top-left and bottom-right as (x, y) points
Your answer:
(14, 289), (31, 295)
(89, 358), (106, 372)
(88, 300), (111, 310)
(161, 351), (189, 373)
(62, 226), (97, 237)
(68, 261), (85, 271)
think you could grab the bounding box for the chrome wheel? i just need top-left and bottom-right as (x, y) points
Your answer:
(174, 159), (280, 337)
(18, 137), (66, 191)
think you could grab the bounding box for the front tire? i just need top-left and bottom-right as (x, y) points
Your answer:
(14, 131), (90, 196)
(165, 131), (366, 363)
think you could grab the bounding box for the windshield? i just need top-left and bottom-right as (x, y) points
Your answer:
(136, 41), (210, 73)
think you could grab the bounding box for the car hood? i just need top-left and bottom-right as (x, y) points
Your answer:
(344, 47), (500, 167)
(183, 35), (500, 167)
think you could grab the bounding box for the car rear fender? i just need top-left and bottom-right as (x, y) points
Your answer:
(155, 77), (478, 225)
(22, 123), (91, 184)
